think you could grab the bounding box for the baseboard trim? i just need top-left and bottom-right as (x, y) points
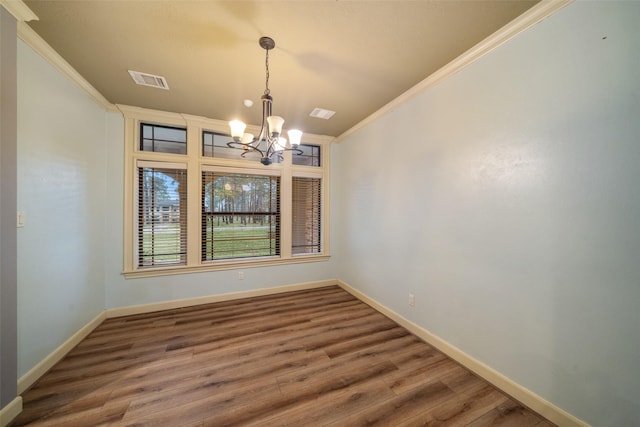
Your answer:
(17, 311), (107, 394)
(337, 280), (589, 427)
(0, 396), (22, 427)
(106, 279), (339, 318)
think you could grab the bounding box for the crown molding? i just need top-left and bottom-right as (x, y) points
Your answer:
(0, 0), (37, 22)
(17, 22), (118, 113)
(335, 0), (574, 143)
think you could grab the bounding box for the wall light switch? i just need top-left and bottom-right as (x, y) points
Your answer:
(17, 211), (25, 228)
(238, 271), (244, 280)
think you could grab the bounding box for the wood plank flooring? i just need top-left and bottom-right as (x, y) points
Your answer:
(12, 286), (555, 426)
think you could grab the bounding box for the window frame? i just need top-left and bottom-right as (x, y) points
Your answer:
(140, 122), (188, 154)
(136, 161), (188, 267)
(201, 166), (282, 262)
(292, 175), (322, 255)
(121, 105), (331, 278)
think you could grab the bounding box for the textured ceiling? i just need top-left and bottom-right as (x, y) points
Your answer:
(24, 0), (539, 138)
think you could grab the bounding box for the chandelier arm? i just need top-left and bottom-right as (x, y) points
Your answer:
(263, 140), (304, 159)
(240, 147), (263, 158)
(279, 146), (305, 156)
(226, 140), (266, 158)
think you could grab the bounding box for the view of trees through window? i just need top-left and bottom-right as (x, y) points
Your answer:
(202, 172), (280, 260)
(138, 167), (187, 266)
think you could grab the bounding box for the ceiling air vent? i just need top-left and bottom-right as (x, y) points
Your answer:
(128, 70), (169, 90)
(309, 108), (336, 120)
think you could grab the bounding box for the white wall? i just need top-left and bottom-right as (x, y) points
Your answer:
(16, 40), (108, 377)
(333, 1), (640, 426)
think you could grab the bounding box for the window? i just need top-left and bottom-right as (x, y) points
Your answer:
(140, 123), (187, 154)
(292, 177), (321, 254)
(202, 172), (280, 260)
(202, 131), (281, 164)
(293, 144), (321, 167)
(137, 164), (187, 266)
(122, 106), (331, 277)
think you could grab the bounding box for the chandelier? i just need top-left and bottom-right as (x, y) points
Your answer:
(228, 36), (303, 166)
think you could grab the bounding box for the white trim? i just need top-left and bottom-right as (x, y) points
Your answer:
(17, 311), (107, 394)
(337, 280), (589, 427)
(183, 113), (230, 132)
(335, 0), (573, 143)
(291, 168), (324, 179)
(118, 104), (188, 128)
(0, 0), (36, 22)
(16, 22), (116, 112)
(201, 164), (282, 177)
(123, 254), (330, 279)
(106, 279), (338, 318)
(137, 159), (187, 170)
(0, 396), (22, 427)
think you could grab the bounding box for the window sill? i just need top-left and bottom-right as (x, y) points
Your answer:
(123, 254), (330, 279)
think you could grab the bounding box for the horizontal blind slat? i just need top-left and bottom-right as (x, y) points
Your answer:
(138, 167), (187, 267)
(202, 171), (280, 261)
(292, 177), (321, 255)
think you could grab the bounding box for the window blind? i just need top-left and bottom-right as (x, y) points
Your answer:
(202, 172), (280, 260)
(137, 166), (187, 266)
(292, 177), (321, 254)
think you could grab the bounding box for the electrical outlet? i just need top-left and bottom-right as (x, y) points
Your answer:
(408, 294), (415, 307)
(238, 271), (244, 280)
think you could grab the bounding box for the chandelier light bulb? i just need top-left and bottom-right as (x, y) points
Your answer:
(267, 116), (284, 136)
(241, 133), (254, 145)
(287, 129), (302, 146)
(275, 137), (287, 152)
(229, 120), (246, 140)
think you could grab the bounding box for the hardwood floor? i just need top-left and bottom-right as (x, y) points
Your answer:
(13, 286), (555, 426)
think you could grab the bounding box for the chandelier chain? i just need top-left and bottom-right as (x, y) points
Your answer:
(264, 48), (270, 96)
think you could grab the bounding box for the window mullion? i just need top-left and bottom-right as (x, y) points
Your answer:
(123, 116), (136, 272)
(280, 164), (292, 258)
(186, 125), (201, 267)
